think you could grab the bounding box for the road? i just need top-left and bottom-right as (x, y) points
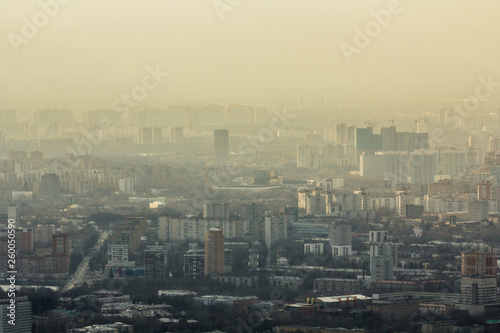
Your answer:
(60, 230), (109, 293)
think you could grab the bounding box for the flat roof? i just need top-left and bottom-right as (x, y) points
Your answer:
(316, 294), (371, 303)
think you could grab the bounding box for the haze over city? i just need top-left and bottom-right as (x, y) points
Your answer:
(2, 1), (500, 115)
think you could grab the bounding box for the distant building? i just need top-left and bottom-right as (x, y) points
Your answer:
(248, 247), (259, 268)
(264, 213), (287, 249)
(274, 327), (365, 333)
(269, 275), (303, 289)
(0, 233), (70, 278)
(34, 224), (56, 247)
(0, 296), (31, 333)
(0, 228), (33, 255)
(170, 127), (184, 144)
(369, 230), (388, 243)
(108, 244), (130, 266)
(413, 226), (423, 238)
(355, 127), (382, 152)
(405, 204), (424, 219)
(34, 108), (72, 126)
(82, 109), (121, 126)
(138, 127), (162, 145)
(313, 278), (361, 293)
(296, 144), (322, 169)
(158, 290), (197, 297)
(0, 110), (16, 133)
(336, 123), (356, 145)
(370, 237), (398, 281)
(254, 169), (279, 186)
(159, 217), (251, 241)
(461, 275), (497, 305)
(153, 127), (164, 144)
(144, 246), (168, 279)
(379, 126), (429, 152)
(304, 243), (324, 256)
(7, 204), (19, 228)
(461, 251), (497, 277)
(410, 150), (436, 185)
(184, 249), (205, 279)
(242, 203), (262, 222)
(335, 192), (368, 212)
(284, 206), (298, 222)
(306, 192), (330, 215)
(436, 149), (466, 178)
(111, 215), (148, 254)
(158, 216), (168, 242)
(419, 303), (455, 316)
(11, 191), (33, 201)
(360, 152), (409, 186)
(67, 322), (133, 333)
(205, 227), (224, 276)
(372, 280), (447, 293)
(214, 129), (229, 162)
(211, 275), (258, 288)
(332, 245), (352, 257)
(457, 251), (498, 313)
(329, 222), (351, 256)
(469, 201), (489, 221)
(39, 173), (61, 198)
(118, 178), (134, 194)
(203, 202), (229, 219)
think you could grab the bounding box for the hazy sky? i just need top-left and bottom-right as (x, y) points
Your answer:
(2, 0), (500, 115)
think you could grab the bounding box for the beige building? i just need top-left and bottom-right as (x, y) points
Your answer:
(205, 227), (224, 276)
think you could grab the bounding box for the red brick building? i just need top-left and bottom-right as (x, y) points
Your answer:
(461, 250), (497, 277)
(0, 233), (70, 278)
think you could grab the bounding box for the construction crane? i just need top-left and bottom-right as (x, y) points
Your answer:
(389, 119), (403, 126)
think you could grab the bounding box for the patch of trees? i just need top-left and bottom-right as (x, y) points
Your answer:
(87, 213), (124, 228)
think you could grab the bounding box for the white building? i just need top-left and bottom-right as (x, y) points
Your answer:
(0, 296), (31, 333)
(332, 245), (352, 257)
(369, 230), (388, 243)
(413, 227), (423, 238)
(304, 243), (324, 256)
(108, 244), (131, 266)
(461, 276), (497, 305)
(119, 178), (134, 194)
(158, 217), (251, 241)
(7, 204), (19, 228)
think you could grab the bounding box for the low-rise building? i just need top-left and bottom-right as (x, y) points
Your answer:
(211, 275), (259, 288)
(269, 275), (304, 289)
(313, 278), (361, 293)
(371, 280), (447, 293)
(67, 322), (133, 333)
(419, 302), (455, 316)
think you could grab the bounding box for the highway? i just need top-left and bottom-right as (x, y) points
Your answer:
(60, 230), (109, 293)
